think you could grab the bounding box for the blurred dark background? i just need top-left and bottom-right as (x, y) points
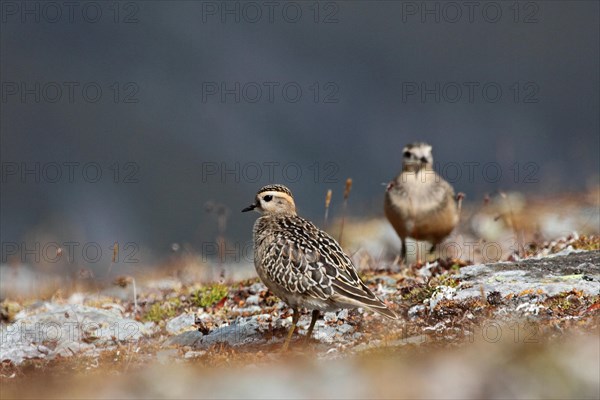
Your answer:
(1, 1), (598, 269)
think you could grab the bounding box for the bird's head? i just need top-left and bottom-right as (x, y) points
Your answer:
(242, 184), (297, 216)
(402, 142), (433, 172)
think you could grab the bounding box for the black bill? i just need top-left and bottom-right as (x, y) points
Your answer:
(241, 204), (256, 212)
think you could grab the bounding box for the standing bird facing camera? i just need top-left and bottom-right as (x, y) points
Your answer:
(384, 142), (459, 263)
(243, 184), (397, 350)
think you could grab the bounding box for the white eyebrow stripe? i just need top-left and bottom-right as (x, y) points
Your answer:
(262, 191), (295, 208)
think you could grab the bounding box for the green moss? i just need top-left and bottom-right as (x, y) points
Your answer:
(401, 273), (460, 304)
(402, 285), (435, 303)
(433, 274), (460, 288)
(190, 284), (228, 308)
(143, 298), (181, 323)
(571, 235), (600, 251)
(544, 290), (584, 313)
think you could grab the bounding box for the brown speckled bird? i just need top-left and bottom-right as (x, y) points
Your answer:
(384, 142), (459, 262)
(243, 184), (397, 350)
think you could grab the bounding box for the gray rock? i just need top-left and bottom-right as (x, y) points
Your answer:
(166, 313), (195, 335)
(164, 330), (204, 347)
(165, 317), (264, 349)
(143, 321), (160, 336)
(50, 341), (96, 359)
(311, 321), (355, 343)
(198, 318), (264, 348)
(456, 250), (600, 300)
(0, 302), (149, 365)
(323, 309), (348, 322)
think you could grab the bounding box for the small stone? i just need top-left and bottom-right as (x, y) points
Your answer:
(377, 276), (397, 287)
(337, 323), (354, 335)
(323, 312), (338, 322)
(143, 321), (160, 335)
(408, 304), (426, 319)
(248, 283), (265, 294)
(184, 350), (206, 359)
(235, 305), (262, 314)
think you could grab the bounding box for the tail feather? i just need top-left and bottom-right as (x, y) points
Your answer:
(367, 303), (398, 319)
(329, 265), (399, 319)
(331, 285), (399, 320)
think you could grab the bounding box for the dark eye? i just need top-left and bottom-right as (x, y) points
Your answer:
(263, 195), (273, 202)
(403, 151), (412, 158)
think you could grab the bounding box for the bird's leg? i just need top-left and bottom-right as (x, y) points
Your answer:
(282, 308), (300, 351)
(429, 243), (437, 261)
(305, 310), (320, 341)
(426, 243), (438, 263)
(400, 238), (407, 265)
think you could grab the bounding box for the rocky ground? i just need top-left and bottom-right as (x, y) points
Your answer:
(1, 234), (599, 399)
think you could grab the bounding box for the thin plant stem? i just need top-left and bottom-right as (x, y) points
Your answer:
(338, 178), (353, 245)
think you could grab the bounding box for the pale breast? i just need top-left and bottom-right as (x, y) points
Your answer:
(385, 170), (458, 242)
